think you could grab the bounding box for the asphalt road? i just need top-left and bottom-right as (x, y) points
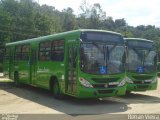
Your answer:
(0, 78), (160, 120)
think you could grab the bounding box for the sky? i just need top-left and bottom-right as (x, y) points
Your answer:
(37, 0), (160, 27)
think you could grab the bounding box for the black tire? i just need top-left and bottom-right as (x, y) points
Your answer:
(14, 72), (20, 87)
(51, 80), (63, 99)
(126, 91), (131, 95)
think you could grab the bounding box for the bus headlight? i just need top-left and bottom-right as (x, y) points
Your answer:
(151, 77), (157, 83)
(118, 79), (126, 87)
(79, 77), (93, 88)
(125, 77), (133, 84)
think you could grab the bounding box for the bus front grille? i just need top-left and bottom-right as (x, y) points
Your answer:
(132, 75), (153, 80)
(137, 85), (149, 89)
(98, 90), (114, 94)
(133, 81), (151, 84)
(93, 84), (117, 88)
(92, 77), (120, 83)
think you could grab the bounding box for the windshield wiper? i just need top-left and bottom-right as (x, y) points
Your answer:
(92, 42), (104, 54)
(109, 44), (117, 53)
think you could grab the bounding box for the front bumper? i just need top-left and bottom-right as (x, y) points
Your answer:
(126, 82), (157, 92)
(76, 85), (127, 98)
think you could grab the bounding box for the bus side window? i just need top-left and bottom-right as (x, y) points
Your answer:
(39, 41), (51, 61)
(15, 46), (22, 61)
(15, 45), (30, 61)
(21, 45), (29, 60)
(52, 40), (64, 61)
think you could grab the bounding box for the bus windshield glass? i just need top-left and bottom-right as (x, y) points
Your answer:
(127, 41), (156, 73)
(80, 43), (125, 75)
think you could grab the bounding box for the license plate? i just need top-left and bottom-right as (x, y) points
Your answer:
(108, 82), (119, 85)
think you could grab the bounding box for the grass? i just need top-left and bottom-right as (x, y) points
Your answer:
(0, 79), (14, 83)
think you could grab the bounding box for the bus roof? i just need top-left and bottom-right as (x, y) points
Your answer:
(6, 29), (122, 46)
(124, 38), (153, 43)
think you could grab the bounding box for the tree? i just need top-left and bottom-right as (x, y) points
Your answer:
(62, 7), (76, 31)
(79, 1), (106, 29)
(102, 17), (115, 30)
(0, 0), (160, 54)
(115, 18), (127, 28)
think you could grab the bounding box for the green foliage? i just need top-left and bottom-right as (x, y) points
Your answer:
(0, 0), (160, 57)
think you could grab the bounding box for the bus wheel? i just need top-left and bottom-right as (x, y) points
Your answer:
(52, 80), (63, 99)
(14, 72), (20, 87)
(126, 91), (131, 95)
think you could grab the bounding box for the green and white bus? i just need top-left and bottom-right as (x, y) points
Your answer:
(3, 29), (126, 98)
(125, 38), (158, 93)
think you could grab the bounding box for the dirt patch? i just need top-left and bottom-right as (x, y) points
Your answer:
(0, 78), (159, 115)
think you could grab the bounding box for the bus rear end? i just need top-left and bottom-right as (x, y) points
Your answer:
(74, 30), (126, 98)
(125, 38), (157, 92)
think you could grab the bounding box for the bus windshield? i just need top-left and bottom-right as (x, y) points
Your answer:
(128, 48), (156, 73)
(80, 43), (125, 75)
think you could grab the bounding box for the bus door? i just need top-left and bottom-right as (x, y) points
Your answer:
(15, 45), (30, 83)
(30, 48), (37, 85)
(67, 43), (78, 95)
